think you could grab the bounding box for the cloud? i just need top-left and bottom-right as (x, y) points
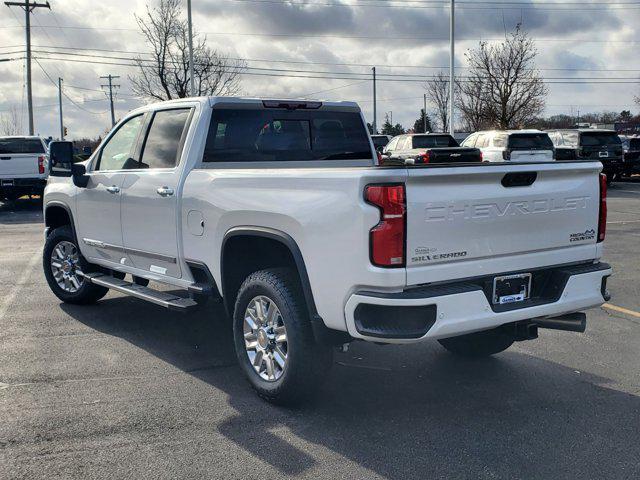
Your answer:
(0, 0), (636, 138)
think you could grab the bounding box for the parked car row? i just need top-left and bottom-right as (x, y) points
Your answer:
(376, 127), (638, 184)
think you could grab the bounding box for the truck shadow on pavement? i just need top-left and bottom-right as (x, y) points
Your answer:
(0, 197), (43, 224)
(61, 296), (640, 479)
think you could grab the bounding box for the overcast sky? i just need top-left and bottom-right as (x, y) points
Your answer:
(0, 0), (638, 139)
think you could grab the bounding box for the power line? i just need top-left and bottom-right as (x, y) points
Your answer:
(33, 57), (110, 115)
(28, 54), (640, 83)
(4, 44), (640, 72)
(3, 23), (640, 43)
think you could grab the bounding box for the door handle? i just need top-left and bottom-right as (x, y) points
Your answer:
(106, 185), (120, 194)
(156, 186), (174, 197)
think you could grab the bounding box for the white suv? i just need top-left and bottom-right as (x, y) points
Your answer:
(462, 130), (555, 162)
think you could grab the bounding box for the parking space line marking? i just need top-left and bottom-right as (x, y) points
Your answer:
(602, 303), (640, 319)
(0, 250), (41, 321)
(613, 190), (640, 195)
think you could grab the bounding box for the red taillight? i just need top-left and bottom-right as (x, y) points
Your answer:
(38, 155), (45, 174)
(417, 151), (430, 164)
(480, 150), (484, 162)
(377, 151), (383, 164)
(598, 173), (607, 242)
(365, 184), (406, 267)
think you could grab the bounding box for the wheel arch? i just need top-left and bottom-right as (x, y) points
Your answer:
(44, 202), (78, 242)
(220, 227), (318, 320)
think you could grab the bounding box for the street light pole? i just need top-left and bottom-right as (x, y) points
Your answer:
(423, 93), (427, 133)
(449, 0), (455, 134)
(187, 0), (195, 97)
(372, 67), (377, 134)
(58, 77), (63, 139)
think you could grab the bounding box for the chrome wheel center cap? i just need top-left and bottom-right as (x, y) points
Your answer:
(62, 260), (73, 274)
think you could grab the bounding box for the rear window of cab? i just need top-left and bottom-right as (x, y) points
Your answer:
(0, 138), (45, 154)
(203, 108), (373, 162)
(507, 133), (554, 150)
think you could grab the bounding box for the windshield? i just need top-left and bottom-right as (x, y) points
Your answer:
(580, 132), (621, 147)
(203, 108), (372, 162)
(0, 138), (45, 154)
(411, 135), (458, 148)
(508, 133), (553, 150)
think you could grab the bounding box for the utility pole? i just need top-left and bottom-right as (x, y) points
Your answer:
(372, 67), (377, 134)
(100, 74), (120, 127)
(187, 0), (195, 97)
(4, 1), (51, 135)
(449, 0), (455, 135)
(423, 93), (427, 133)
(58, 77), (63, 139)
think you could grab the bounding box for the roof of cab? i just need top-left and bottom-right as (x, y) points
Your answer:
(208, 96), (360, 110)
(476, 129), (546, 135)
(124, 96), (362, 121)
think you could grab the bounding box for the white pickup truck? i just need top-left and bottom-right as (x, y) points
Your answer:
(43, 97), (611, 404)
(0, 136), (48, 201)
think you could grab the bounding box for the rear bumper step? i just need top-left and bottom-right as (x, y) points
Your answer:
(83, 272), (199, 312)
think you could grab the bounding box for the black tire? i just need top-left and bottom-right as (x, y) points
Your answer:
(233, 268), (332, 405)
(43, 225), (109, 304)
(438, 327), (514, 357)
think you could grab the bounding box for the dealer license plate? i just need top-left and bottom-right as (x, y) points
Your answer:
(492, 273), (532, 305)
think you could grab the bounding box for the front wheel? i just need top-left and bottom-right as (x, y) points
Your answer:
(438, 327), (514, 357)
(43, 226), (108, 304)
(233, 268), (332, 405)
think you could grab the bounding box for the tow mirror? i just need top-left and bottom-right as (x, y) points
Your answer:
(48, 141), (89, 187)
(49, 141), (73, 177)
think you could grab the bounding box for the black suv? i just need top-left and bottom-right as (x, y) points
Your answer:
(547, 129), (623, 182)
(621, 136), (640, 177)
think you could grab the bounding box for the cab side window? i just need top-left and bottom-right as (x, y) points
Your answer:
(462, 134), (477, 147)
(96, 115), (144, 171)
(385, 137), (399, 152)
(493, 134), (508, 148)
(139, 108), (192, 169)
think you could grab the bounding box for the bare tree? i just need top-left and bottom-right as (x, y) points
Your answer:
(456, 75), (490, 131)
(0, 106), (22, 136)
(130, 0), (245, 100)
(424, 72), (450, 132)
(459, 24), (547, 129)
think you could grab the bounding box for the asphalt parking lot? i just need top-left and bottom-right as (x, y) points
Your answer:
(1, 183), (640, 480)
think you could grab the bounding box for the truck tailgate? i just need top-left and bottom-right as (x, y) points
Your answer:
(404, 162), (602, 286)
(0, 153), (41, 178)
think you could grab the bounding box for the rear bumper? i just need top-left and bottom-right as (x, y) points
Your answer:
(0, 178), (47, 195)
(601, 160), (624, 175)
(344, 262), (611, 343)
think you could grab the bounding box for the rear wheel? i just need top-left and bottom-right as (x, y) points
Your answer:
(233, 268), (332, 404)
(438, 327), (514, 357)
(43, 226), (108, 304)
